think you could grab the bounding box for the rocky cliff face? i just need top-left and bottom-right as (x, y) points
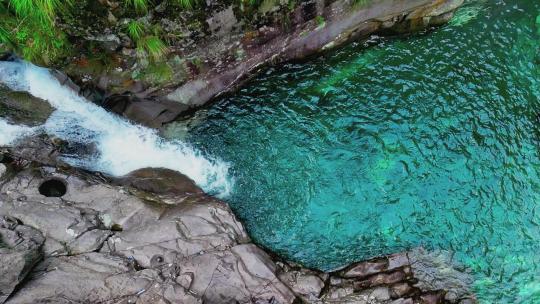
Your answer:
(43, 0), (463, 128)
(0, 137), (476, 304)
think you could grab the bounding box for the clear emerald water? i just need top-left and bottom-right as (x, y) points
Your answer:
(166, 1), (540, 302)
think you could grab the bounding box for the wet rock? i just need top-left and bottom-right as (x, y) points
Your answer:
(408, 248), (475, 303)
(390, 282), (415, 298)
(353, 269), (410, 290)
(113, 167), (204, 196)
(0, 85), (53, 127)
(101, 93), (189, 128)
(341, 259), (388, 279)
(5, 135), (63, 166)
(319, 286), (392, 303)
(164, 0), (464, 116)
(279, 269), (325, 302)
(0, 53), (17, 62)
(0, 216), (45, 304)
(50, 70), (81, 94)
(419, 291), (445, 304)
(7, 134), (98, 168)
(341, 252), (408, 279)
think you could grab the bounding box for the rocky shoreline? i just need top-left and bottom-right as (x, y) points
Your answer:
(38, 0), (464, 128)
(0, 135), (476, 303)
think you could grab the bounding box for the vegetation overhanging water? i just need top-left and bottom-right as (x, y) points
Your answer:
(165, 1), (540, 302)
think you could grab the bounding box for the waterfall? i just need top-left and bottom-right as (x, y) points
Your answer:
(0, 61), (233, 197)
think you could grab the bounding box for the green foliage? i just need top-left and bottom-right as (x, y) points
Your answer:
(173, 0), (199, 10)
(127, 20), (145, 41)
(137, 36), (168, 60)
(315, 15), (325, 28)
(8, 0), (72, 22)
(124, 0), (149, 12)
(126, 20), (168, 61)
(243, 0), (259, 7)
(0, 0), (73, 63)
(0, 0), (266, 65)
(136, 61), (174, 85)
(352, 0), (372, 9)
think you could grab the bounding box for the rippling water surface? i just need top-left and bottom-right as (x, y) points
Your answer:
(169, 1), (540, 302)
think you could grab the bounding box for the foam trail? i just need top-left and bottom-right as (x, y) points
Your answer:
(0, 118), (36, 146)
(0, 61), (233, 197)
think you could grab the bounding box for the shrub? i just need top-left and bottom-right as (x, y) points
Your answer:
(0, 0), (73, 63)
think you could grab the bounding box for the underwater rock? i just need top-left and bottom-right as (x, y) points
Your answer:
(409, 248), (474, 303)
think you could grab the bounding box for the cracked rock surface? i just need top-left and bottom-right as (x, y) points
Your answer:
(0, 143), (476, 303)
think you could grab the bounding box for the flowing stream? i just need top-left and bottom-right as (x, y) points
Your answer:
(0, 61), (232, 197)
(164, 0), (539, 302)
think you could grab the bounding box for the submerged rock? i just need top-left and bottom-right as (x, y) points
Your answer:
(409, 248), (474, 303)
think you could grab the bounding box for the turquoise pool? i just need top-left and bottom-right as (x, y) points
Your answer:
(167, 1), (540, 302)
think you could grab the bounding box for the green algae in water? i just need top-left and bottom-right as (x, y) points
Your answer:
(449, 1), (487, 27)
(172, 0), (540, 303)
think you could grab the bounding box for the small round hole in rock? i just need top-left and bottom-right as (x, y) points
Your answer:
(39, 179), (67, 197)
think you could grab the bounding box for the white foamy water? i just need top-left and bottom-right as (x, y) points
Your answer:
(0, 61), (232, 197)
(0, 118), (36, 146)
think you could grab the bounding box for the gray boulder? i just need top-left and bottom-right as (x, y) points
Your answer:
(5, 252), (201, 304)
(0, 85), (53, 127)
(0, 216), (44, 304)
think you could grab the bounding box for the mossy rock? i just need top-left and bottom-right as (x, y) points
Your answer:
(0, 85), (54, 126)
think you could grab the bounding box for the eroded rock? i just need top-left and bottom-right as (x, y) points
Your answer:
(0, 85), (53, 127)
(5, 252), (201, 304)
(0, 156), (476, 303)
(0, 216), (44, 304)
